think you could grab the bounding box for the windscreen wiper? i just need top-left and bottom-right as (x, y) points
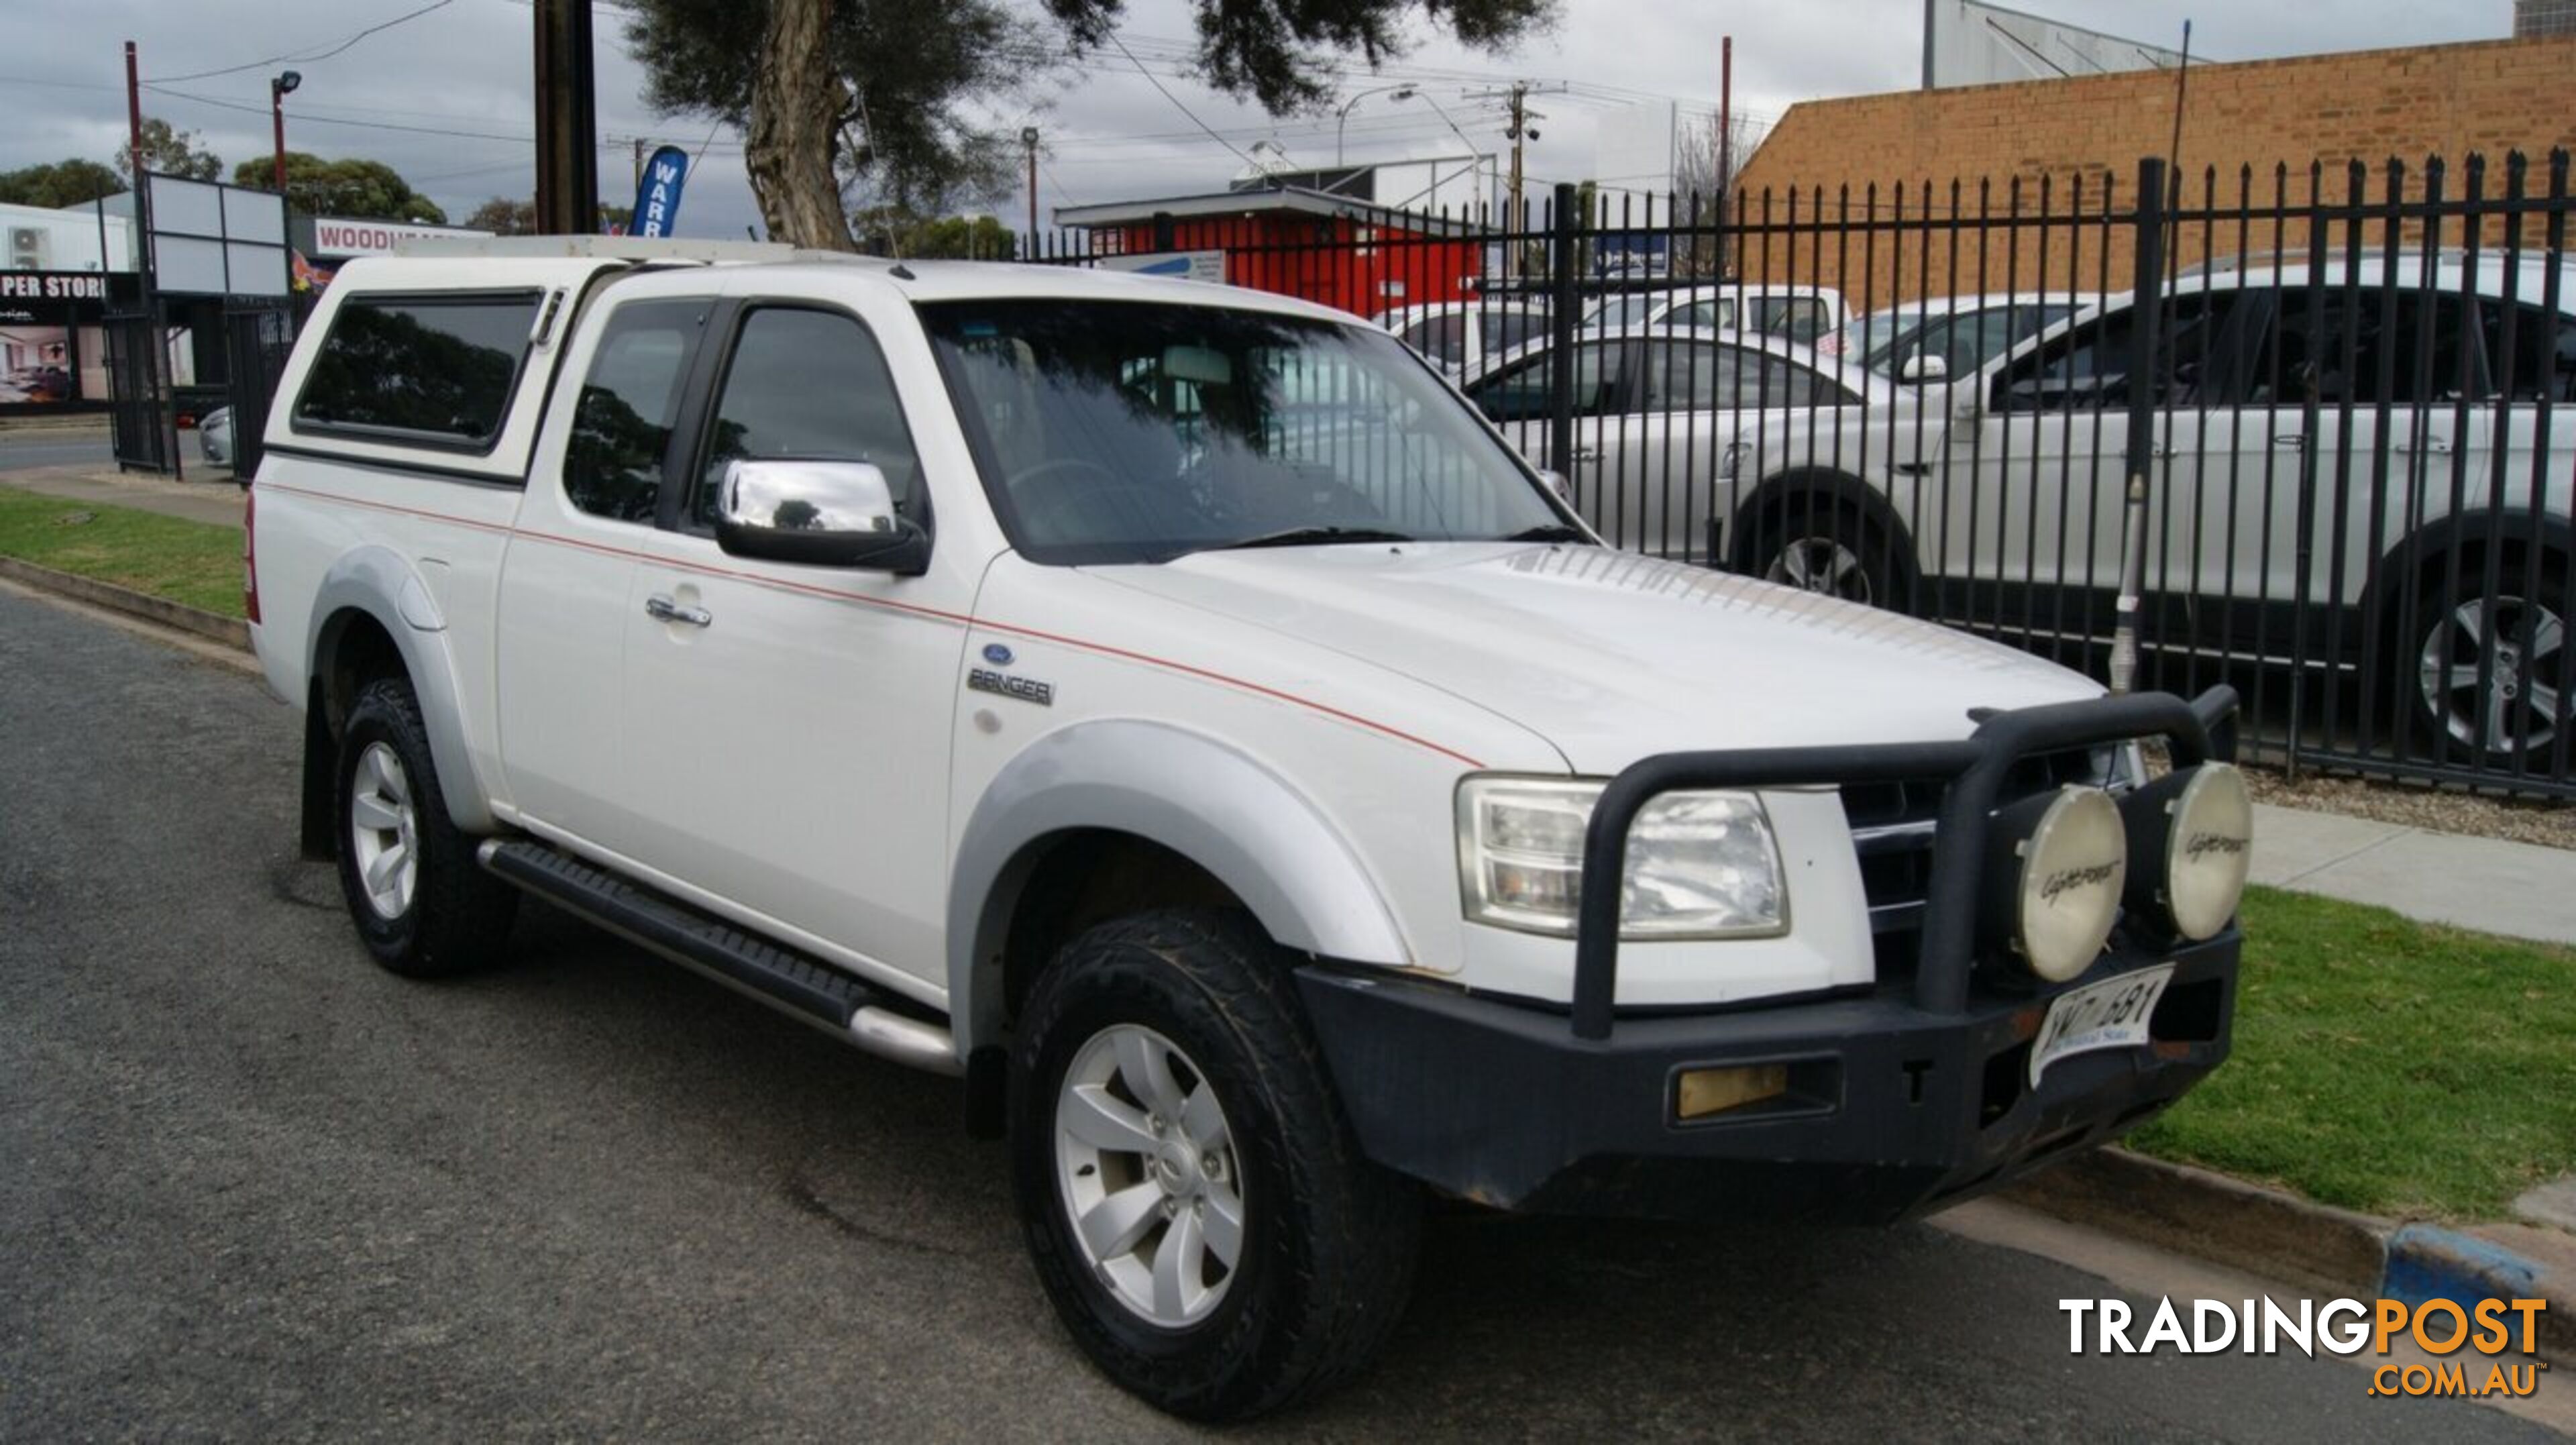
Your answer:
(1205, 526), (1418, 551)
(1495, 523), (1591, 543)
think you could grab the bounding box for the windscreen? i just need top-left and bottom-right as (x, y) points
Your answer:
(922, 299), (1566, 564)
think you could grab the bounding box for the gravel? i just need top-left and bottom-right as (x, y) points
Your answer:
(2241, 763), (2576, 853)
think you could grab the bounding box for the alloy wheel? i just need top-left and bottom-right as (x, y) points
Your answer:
(348, 741), (420, 920)
(1768, 536), (1875, 605)
(2417, 595), (2566, 757)
(1053, 1023), (1246, 1329)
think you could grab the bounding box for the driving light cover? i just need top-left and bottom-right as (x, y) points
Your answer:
(2124, 762), (2252, 941)
(1456, 778), (1786, 939)
(1994, 785), (2127, 982)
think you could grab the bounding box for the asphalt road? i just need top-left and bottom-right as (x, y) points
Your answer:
(0, 429), (112, 473)
(0, 587), (2559, 1442)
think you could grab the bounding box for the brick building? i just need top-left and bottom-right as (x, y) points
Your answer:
(1729, 34), (2576, 299)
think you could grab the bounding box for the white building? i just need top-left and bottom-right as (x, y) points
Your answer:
(0, 199), (136, 274)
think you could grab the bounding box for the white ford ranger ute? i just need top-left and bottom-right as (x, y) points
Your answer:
(246, 238), (2253, 1420)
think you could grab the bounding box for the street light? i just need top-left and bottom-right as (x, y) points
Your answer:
(1334, 83), (1415, 167)
(1395, 89), (1493, 217)
(269, 70), (301, 195)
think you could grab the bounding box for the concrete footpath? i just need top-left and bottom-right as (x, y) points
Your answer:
(0, 465), (243, 529)
(2251, 801), (2576, 947)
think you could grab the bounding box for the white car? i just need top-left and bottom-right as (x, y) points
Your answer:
(1828, 292), (2099, 380)
(198, 405), (233, 468)
(1457, 325), (1897, 557)
(246, 238), (2250, 1420)
(1585, 282), (1850, 343)
(1373, 298), (1553, 376)
(1728, 252), (2575, 764)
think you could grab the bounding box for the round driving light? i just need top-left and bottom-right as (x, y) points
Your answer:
(2125, 762), (2252, 941)
(1994, 786), (2127, 982)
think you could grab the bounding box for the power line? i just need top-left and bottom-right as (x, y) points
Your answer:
(1103, 32), (1261, 170)
(142, 83), (533, 144)
(146, 0), (461, 84)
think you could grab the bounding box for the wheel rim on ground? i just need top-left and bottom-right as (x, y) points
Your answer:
(1053, 1023), (1246, 1329)
(1766, 536), (1874, 605)
(348, 741), (420, 920)
(2416, 594), (2565, 756)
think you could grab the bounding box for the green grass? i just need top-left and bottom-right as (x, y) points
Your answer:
(2127, 885), (2576, 1220)
(0, 486), (244, 618)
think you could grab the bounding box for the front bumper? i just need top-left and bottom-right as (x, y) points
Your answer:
(1303, 686), (2245, 1224)
(1300, 936), (2234, 1222)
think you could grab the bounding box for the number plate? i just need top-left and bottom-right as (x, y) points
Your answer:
(2029, 965), (2173, 1089)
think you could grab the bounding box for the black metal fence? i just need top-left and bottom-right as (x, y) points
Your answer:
(1018, 150), (2575, 799)
(102, 312), (172, 476)
(221, 302), (297, 480)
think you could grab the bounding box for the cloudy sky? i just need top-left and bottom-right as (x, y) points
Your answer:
(0, 0), (2512, 239)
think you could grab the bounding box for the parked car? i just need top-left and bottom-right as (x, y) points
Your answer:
(1828, 292), (2099, 379)
(1457, 325), (1893, 556)
(1725, 251), (2575, 765)
(199, 405), (233, 468)
(1584, 283), (1851, 343)
(246, 239), (2248, 1420)
(1373, 298), (1552, 376)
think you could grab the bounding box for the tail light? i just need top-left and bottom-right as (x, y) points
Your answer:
(243, 488), (260, 625)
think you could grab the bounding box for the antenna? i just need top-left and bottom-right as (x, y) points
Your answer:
(2164, 20), (2192, 270)
(2166, 20), (2192, 202)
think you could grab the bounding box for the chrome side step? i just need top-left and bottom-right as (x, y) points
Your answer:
(476, 839), (961, 1077)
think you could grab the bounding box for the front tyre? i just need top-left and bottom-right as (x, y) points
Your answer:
(1010, 910), (1419, 1421)
(333, 676), (517, 977)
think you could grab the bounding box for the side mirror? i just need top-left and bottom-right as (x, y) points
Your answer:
(1898, 352), (1950, 384)
(714, 458), (930, 574)
(1538, 468), (1573, 502)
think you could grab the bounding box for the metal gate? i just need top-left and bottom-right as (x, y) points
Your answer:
(223, 303), (296, 480)
(102, 313), (170, 475)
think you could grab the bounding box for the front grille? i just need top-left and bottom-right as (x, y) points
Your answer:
(1842, 743), (2134, 983)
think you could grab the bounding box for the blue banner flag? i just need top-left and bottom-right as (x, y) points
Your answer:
(630, 145), (690, 239)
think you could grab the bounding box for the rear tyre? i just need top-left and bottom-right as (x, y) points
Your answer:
(1010, 909), (1419, 1421)
(2405, 550), (2569, 767)
(333, 676), (517, 977)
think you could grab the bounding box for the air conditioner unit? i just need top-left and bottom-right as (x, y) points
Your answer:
(7, 227), (42, 268)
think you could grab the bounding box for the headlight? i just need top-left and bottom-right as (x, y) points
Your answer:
(1987, 785), (2127, 982)
(1456, 778), (1786, 939)
(2124, 762), (2252, 941)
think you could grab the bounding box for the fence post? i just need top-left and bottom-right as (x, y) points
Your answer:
(1548, 180), (1582, 484)
(2109, 156), (2167, 695)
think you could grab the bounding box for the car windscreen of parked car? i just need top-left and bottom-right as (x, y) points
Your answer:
(1839, 301), (2080, 380)
(924, 300), (1567, 564)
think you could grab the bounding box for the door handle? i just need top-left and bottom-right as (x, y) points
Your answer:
(2273, 433), (2307, 448)
(1571, 447), (1603, 464)
(2396, 435), (2453, 455)
(645, 594), (712, 628)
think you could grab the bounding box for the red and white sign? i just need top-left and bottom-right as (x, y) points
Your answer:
(310, 217), (492, 259)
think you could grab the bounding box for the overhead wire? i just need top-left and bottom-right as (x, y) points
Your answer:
(145, 0), (461, 85)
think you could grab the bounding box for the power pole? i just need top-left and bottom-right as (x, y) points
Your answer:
(533, 0), (598, 235)
(1465, 81), (1547, 277)
(1022, 127), (1040, 248)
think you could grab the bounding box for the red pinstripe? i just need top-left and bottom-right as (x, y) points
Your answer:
(259, 481), (1486, 768)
